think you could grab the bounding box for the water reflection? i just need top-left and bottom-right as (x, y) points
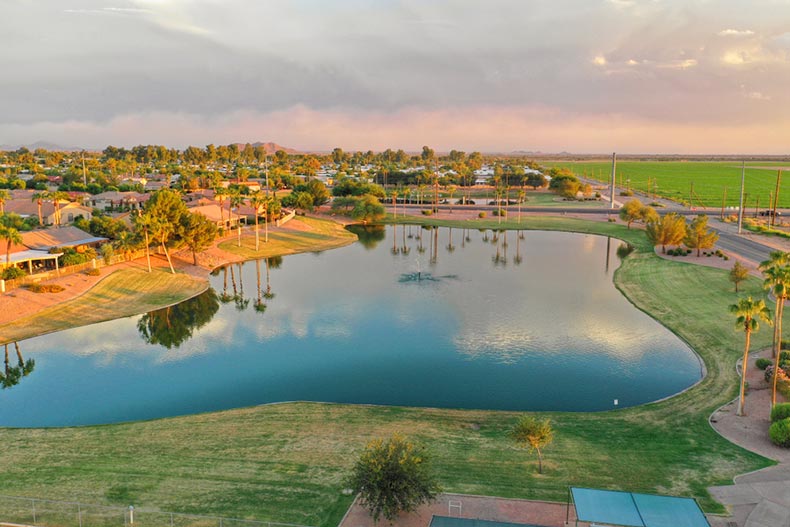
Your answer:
(137, 289), (220, 349)
(1, 342), (34, 390)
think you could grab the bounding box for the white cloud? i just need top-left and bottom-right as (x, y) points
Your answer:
(593, 55), (608, 66)
(745, 91), (772, 101)
(718, 29), (755, 37)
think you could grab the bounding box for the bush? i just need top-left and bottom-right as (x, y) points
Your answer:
(757, 358), (773, 370)
(28, 283), (65, 294)
(607, 217), (616, 222)
(421, 210), (433, 216)
(85, 268), (101, 276)
(619, 190), (634, 196)
(492, 209), (506, 217)
(2, 267), (26, 280)
(478, 212), (487, 218)
(769, 418), (790, 447)
(771, 403), (790, 423)
(616, 243), (635, 259)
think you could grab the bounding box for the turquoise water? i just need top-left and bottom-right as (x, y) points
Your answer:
(0, 226), (702, 427)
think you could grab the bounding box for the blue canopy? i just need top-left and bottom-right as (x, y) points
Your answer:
(570, 487), (710, 527)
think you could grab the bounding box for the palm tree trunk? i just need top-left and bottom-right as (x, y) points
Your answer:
(772, 298), (785, 406)
(143, 229), (152, 273)
(255, 214), (260, 251)
(738, 329), (752, 416)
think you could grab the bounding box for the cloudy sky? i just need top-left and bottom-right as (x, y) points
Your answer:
(2, 0), (789, 153)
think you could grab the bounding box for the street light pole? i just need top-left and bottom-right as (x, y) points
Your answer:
(737, 161), (746, 234)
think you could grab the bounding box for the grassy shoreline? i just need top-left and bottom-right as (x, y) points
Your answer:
(0, 214), (777, 526)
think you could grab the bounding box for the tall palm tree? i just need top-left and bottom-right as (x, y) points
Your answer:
(760, 250), (790, 406)
(0, 215), (23, 268)
(31, 191), (47, 226)
(230, 190), (245, 247)
(134, 211), (154, 272)
(731, 296), (772, 416)
(248, 192), (268, 251)
(0, 189), (9, 215)
(48, 191), (69, 227)
(517, 189), (526, 224)
(214, 186), (228, 225)
(114, 231), (137, 261)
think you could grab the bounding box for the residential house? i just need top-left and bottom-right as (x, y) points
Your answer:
(90, 191), (150, 211)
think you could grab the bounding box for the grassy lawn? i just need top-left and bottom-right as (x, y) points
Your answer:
(543, 160), (788, 209)
(0, 268), (207, 344)
(0, 215), (778, 526)
(218, 215), (357, 260)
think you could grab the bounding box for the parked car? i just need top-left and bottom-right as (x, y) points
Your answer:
(759, 210), (782, 217)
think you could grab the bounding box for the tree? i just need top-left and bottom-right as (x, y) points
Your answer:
(137, 289), (220, 349)
(684, 214), (719, 256)
(645, 213), (687, 253)
(249, 192), (269, 250)
(132, 211), (153, 272)
(619, 199), (645, 229)
(346, 433), (441, 522)
(351, 195), (386, 224)
(0, 189), (9, 215)
(181, 212), (218, 265)
(31, 191), (47, 226)
(730, 297), (772, 416)
(0, 214), (23, 267)
(760, 251), (790, 407)
(729, 261), (749, 292)
(509, 415), (554, 474)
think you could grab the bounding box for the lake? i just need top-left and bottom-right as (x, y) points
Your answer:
(0, 226), (703, 427)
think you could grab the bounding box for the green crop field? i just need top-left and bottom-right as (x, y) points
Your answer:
(542, 160), (790, 209)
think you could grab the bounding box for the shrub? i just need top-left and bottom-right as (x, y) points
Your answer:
(608, 217), (616, 222)
(28, 283), (65, 294)
(421, 210), (433, 216)
(771, 403), (790, 423)
(619, 190), (634, 196)
(781, 340), (790, 350)
(478, 212), (487, 218)
(769, 418), (790, 447)
(756, 358), (773, 370)
(616, 243), (635, 259)
(2, 267), (26, 280)
(85, 268), (101, 276)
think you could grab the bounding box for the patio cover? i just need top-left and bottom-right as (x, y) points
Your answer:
(570, 488), (710, 527)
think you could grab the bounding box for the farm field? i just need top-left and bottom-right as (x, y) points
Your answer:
(542, 160), (790, 209)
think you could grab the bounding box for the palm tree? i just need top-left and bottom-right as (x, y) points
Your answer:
(254, 259), (267, 313)
(0, 215), (23, 268)
(730, 296), (772, 416)
(230, 190), (245, 247)
(48, 191), (69, 227)
(134, 211), (154, 272)
(114, 231), (137, 261)
(517, 189), (526, 224)
(31, 191), (47, 227)
(214, 186), (228, 225)
(0, 189), (10, 215)
(760, 250), (790, 406)
(248, 192), (268, 251)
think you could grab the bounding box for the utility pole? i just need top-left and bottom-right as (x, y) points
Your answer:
(737, 161), (746, 234)
(81, 151), (87, 187)
(772, 169), (782, 227)
(721, 187), (727, 220)
(689, 182), (694, 209)
(755, 196), (759, 218)
(609, 152), (616, 209)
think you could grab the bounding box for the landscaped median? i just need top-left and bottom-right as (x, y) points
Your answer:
(0, 215), (779, 527)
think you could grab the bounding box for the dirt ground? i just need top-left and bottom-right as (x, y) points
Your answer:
(338, 493), (582, 527)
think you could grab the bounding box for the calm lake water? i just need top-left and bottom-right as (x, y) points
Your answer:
(0, 226), (702, 427)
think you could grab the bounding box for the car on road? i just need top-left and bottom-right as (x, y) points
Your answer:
(759, 210), (782, 217)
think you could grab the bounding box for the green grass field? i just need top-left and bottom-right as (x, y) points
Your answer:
(0, 268), (207, 344)
(218, 215), (358, 259)
(543, 160), (790, 209)
(0, 216), (778, 527)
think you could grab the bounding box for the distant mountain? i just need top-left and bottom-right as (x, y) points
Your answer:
(235, 142), (298, 154)
(0, 140), (82, 151)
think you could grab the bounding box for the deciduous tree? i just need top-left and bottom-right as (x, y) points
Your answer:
(646, 213), (687, 253)
(346, 433), (440, 522)
(729, 261), (749, 292)
(684, 214), (719, 256)
(509, 416), (554, 474)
